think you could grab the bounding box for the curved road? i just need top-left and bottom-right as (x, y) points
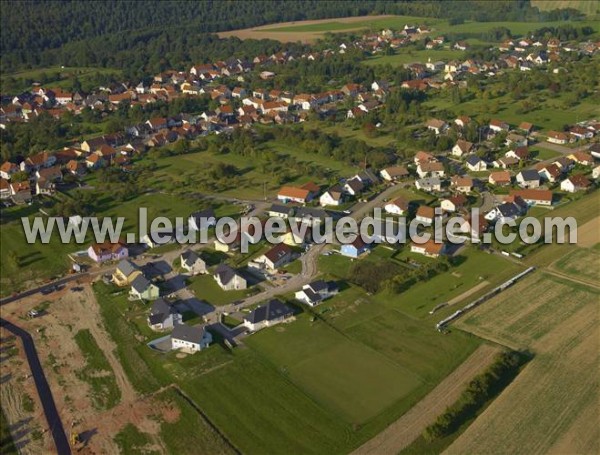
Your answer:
(0, 318), (71, 455)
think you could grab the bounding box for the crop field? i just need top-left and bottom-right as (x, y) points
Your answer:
(219, 13), (599, 43)
(552, 247), (600, 284)
(217, 15), (419, 43)
(449, 272), (599, 454)
(531, 0), (600, 16)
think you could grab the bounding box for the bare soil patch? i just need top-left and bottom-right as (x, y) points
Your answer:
(447, 280), (489, 306)
(576, 215), (600, 247)
(351, 344), (500, 455)
(0, 283), (164, 454)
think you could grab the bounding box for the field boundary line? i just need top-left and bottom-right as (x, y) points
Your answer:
(542, 270), (600, 290)
(350, 344), (501, 455)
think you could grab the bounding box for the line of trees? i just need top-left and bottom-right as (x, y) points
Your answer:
(423, 350), (527, 441)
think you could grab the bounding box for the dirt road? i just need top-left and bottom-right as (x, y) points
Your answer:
(351, 344), (501, 455)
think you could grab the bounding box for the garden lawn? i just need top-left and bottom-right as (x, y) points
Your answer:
(187, 274), (253, 306)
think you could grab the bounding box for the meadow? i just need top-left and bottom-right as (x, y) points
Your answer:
(220, 13), (600, 43)
(451, 272), (599, 454)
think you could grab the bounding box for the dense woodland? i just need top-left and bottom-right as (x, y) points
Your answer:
(1, 1), (587, 75)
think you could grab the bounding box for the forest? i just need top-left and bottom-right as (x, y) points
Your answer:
(1, 1), (586, 75)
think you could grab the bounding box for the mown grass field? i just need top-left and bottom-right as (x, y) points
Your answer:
(157, 388), (237, 455)
(245, 314), (422, 423)
(320, 246), (525, 319)
(450, 272), (599, 454)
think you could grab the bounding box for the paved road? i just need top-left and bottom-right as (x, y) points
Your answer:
(537, 141), (591, 155)
(0, 318), (71, 455)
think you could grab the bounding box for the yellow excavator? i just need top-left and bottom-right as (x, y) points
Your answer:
(70, 429), (83, 450)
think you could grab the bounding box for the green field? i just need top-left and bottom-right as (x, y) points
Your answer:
(553, 247), (600, 283)
(365, 48), (466, 66)
(450, 271), (599, 454)
(265, 15), (599, 41)
(531, 0), (600, 16)
(157, 388), (237, 455)
(74, 329), (121, 410)
(264, 15), (441, 33)
(245, 314), (422, 423)
(425, 85), (600, 132)
(0, 66), (122, 93)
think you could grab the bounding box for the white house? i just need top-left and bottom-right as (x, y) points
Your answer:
(214, 264), (247, 290)
(319, 185), (344, 206)
(426, 119), (448, 135)
(465, 155), (487, 172)
(415, 177), (442, 192)
(452, 140), (474, 157)
(256, 243), (294, 271)
(560, 175), (592, 193)
(180, 250), (206, 275)
(148, 298), (182, 331)
(243, 299), (294, 332)
(416, 162), (445, 178)
(171, 324), (212, 353)
(295, 280), (339, 306)
(380, 166), (409, 181)
(516, 170), (540, 189)
(384, 198), (410, 215)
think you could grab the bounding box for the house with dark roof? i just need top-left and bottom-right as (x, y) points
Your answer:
(295, 280), (339, 306)
(214, 264), (247, 291)
(466, 155), (487, 172)
(516, 170), (541, 189)
(148, 298), (182, 331)
(243, 299), (294, 332)
(188, 209), (216, 231)
(129, 274), (160, 301)
(180, 250), (206, 275)
(171, 324), (212, 353)
(343, 177), (364, 196)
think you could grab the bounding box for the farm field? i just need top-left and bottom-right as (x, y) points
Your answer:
(245, 314), (422, 423)
(552, 247), (600, 284)
(218, 15), (416, 43)
(531, 0), (600, 16)
(450, 272), (599, 454)
(220, 13), (600, 43)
